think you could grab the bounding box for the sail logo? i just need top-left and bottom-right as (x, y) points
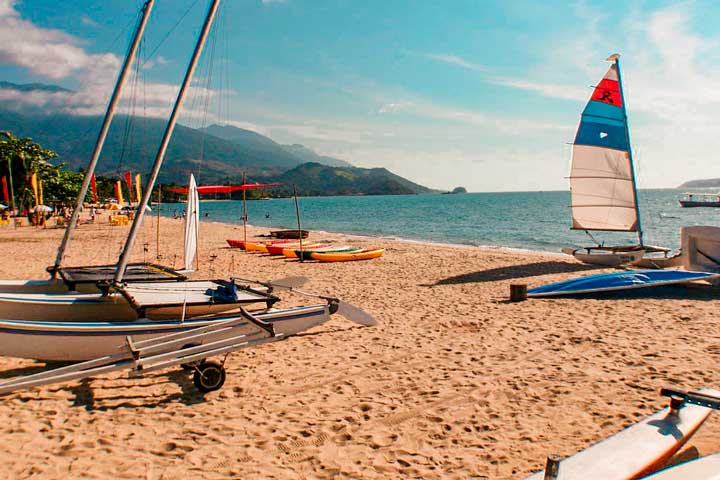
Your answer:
(600, 132), (608, 138)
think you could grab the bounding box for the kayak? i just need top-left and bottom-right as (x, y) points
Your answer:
(282, 243), (330, 258)
(311, 249), (385, 262)
(295, 246), (362, 261)
(226, 238), (296, 251)
(226, 239), (247, 249)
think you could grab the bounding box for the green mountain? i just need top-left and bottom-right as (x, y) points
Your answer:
(280, 143), (352, 168)
(268, 162), (434, 196)
(200, 124), (352, 168)
(0, 81), (72, 93)
(0, 81), (433, 196)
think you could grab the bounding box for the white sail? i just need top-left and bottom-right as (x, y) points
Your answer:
(184, 174), (199, 271)
(570, 60), (639, 232)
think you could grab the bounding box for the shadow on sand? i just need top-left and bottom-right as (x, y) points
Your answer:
(426, 260), (599, 286)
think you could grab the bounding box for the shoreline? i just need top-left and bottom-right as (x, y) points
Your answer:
(211, 217), (570, 259)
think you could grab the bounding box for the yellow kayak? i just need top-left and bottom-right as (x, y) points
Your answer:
(310, 249), (385, 262)
(244, 242), (270, 253)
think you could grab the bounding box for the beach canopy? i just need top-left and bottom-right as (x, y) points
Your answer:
(166, 183), (282, 194)
(33, 205), (53, 213)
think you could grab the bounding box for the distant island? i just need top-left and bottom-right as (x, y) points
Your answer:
(443, 186), (467, 194)
(678, 178), (720, 189)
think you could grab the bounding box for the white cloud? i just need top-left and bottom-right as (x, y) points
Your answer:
(0, 1), (119, 81)
(80, 15), (98, 28)
(0, 1), (224, 123)
(426, 53), (488, 72)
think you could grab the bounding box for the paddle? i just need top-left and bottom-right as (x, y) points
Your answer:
(267, 283), (377, 327)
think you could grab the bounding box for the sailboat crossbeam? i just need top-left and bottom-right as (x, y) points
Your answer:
(570, 176), (632, 181)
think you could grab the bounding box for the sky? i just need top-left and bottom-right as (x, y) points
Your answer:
(0, 0), (719, 192)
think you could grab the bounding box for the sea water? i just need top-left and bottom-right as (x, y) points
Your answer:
(162, 189), (720, 254)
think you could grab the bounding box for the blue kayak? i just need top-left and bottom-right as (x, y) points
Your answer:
(528, 269), (720, 298)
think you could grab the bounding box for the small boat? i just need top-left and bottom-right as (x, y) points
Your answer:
(679, 192), (720, 208)
(562, 54), (670, 266)
(524, 388), (720, 479)
(227, 238), (297, 251)
(561, 246), (646, 267)
(226, 239), (247, 249)
(267, 242), (304, 255)
(527, 269), (720, 298)
(282, 243), (330, 258)
(0, 280), (279, 322)
(295, 246), (361, 261)
(645, 453), (720, 479)
(271, 229), (309, 239)
(311, 249), (385, 262)
(0, 304), (329, 362)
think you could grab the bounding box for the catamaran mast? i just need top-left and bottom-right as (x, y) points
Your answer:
(612, 54), (644, 247)
(51, 0), (155, 274)
(114, 0), (221, 284)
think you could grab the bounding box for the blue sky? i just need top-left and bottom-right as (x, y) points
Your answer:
(1, 0), (719, 191)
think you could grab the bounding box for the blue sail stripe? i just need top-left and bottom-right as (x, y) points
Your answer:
(574, 121), (628, 151)
(582, 100), (624, 125)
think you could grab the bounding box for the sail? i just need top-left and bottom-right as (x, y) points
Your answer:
(570, 59), (638, 232)
(183, 174), (199, 271)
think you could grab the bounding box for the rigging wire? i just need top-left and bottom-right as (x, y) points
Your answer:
(141, 0), (203, 68)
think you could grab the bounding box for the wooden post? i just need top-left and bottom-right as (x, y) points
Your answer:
(510, 284), (527, 302)
(543, 455), (561, 480)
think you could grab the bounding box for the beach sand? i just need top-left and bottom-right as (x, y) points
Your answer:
(0, 214), (718, 479)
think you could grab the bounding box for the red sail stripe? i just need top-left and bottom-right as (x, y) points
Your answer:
(590, 78), (623, 107)
(166, 183), (282, 194)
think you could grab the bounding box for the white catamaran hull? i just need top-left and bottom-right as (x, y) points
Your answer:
(562, 248), (645, 267)
(0, 304), (330, 361)
(0, 281), (274, 322)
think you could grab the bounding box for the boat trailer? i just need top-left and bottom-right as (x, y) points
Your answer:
(0, 308), (296, 396)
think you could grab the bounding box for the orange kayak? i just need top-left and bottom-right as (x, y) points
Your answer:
(310, 249), (385, 262)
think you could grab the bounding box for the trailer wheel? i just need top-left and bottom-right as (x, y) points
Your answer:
(193, 361), (226, 393)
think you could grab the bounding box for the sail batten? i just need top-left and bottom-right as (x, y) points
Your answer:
(570, 60), (638, 233)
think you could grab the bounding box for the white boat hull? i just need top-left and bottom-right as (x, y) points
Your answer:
(562, 248), (646, 267)
(0, 281), (275, 322)
(0, 304), (331, 361)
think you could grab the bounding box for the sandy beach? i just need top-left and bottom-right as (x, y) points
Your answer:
(0, 214), (718, 479)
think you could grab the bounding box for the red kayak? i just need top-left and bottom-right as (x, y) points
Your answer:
(227, 238), (298, 251)
(226, 239), (246, 249)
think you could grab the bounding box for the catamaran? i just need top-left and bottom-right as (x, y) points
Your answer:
(561, 54), (669, 266)
(0, 1), (277, 322)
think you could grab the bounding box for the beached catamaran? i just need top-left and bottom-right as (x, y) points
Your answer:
(562, 54), (669, 266)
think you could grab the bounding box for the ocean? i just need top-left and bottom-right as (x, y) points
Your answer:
(162, 189), (720, 254)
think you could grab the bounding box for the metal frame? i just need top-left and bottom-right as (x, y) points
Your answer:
(0, 307), (285, 396)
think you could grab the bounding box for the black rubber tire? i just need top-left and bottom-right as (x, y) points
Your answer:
(193, 361), (226, 393)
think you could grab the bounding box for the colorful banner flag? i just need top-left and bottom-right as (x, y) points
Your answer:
(124, 172), (134, 203)
(91, 174), (98, 203)
(135, 173), (142, 204)
(38, 179), (43, 206)
(30, 172), (39, 207)
(1, 176), (7, 203)
(115, 180), (125, 205)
